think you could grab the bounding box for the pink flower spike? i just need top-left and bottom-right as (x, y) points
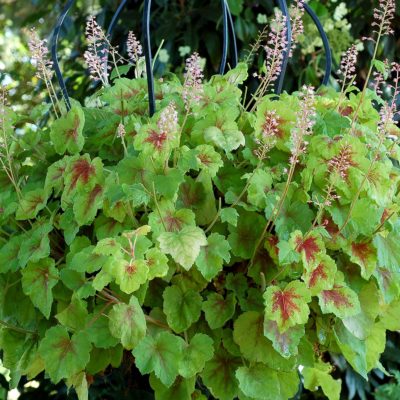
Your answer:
(182, 52), (204, 110)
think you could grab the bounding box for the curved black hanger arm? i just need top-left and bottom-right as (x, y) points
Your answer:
(303, 2), (332, 86)
(51, 0), (75, 111)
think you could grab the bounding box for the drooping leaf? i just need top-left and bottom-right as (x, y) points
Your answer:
(202, 293), (236, 329)
(50, 106), (85, 155)
(195, 233), (231, 280)
(0, 234), (24, 273)
(56, 298), (88, 331)
(263, 320), (305, 358)
(302, 362), (341, 400)
(17, 222), (53, 268)
(373, 226), (400, 273)
(220, 208), (238, 227)
(15, 189), (48, 220)
(21, 258), (59, 318)
(178, 333), (214, 378)
(236, 363), (280, 400)
(158, 226), (207, 270)
(201, 346), (241, 400)
(346, 240), (377, 279)
(228, 211), (264, 259)
(302, 254), (337, 295)
(132, 331), (185, 387)
(290, 230), (325, 264)
(73, 184), (104, 226)
(39, 326), (92, 383)
(318, 285), (361, 318)
(108, 295), (147, 350)
(149, 374), (196, 400)
(146, 247), (170, 280)
(264, 281), (311, 332)
(163, 285), (202, 333)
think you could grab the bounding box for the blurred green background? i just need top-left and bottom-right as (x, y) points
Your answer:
(1, 1), (400, 399)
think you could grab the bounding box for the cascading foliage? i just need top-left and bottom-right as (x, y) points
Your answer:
(2, 1), (400, 395)
(1, 58), (400, 400)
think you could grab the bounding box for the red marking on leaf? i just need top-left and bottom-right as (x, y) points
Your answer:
(122, 88), (140, 100)
(144, 130), (168, 150)
(54, 338), (75, 358)
(308, 263), (328, 288)
(339, 106), (353, 116)
(321, 286), (352, 308)
(325, 218), (339, 237)
(53, 166), (66, 181)
(65, 115), (80, 142)
(351, 242), (373, 266)
(296, 236), (320, 262)
(378, 268), (391, 290)
(115, 109), (129, 117)
(272, 288), (301, 322)
(26, 195), (45, 213)
(267, 235), (279, 256)
(83, 184), (103, 215)
(164, 212), (183, 232)
(125, 263), (137, 275)
(198, 153), (211, 166)
(69, 159), (96, 193)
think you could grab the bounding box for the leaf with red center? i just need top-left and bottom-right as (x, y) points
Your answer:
(264, 281), (311, 332)
(113, 258), (149, 294)
(45, 157), (70, 196)
(63, 155), (103, 200)
(347, 241), (377, 279)
(195, 145), (223, 177)
(38, 326), (92, 383)
(73, 184), (104, 226)
(134, 123), (177, 159)
(145, 129), (168, 150)
(318, 285), (361, 318)
(302, 254), (336, 295)
(145, 247), (169, 280)
(291, 231), (324, 264)
(15, 188), (49, 220)
(50, 106), (85, 155)
(108, 295), (147, 349)
(21, 258), (59, 318)
(148, 200), (196, 237)
(263, 320), (305, 358)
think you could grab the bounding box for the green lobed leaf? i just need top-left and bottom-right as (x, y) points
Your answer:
(163, 285), (202, 333)
(39, 326), (92, 383)
(202, 293), (237, 329)
(21, 258), (59, 318)
(158, 226), (207, 270)
(132, 331), (185, 387)
(195, 233), (231, 280)
(178, 333), (214, 378)
(263, 281), (311, 333)
(108, 295), (147, 350)
(50, 106), (85, 155)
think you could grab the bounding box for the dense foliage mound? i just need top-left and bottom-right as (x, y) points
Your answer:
(1, 54), (400, 400)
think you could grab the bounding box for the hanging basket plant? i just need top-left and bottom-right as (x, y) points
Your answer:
(1, 1), (400, 400)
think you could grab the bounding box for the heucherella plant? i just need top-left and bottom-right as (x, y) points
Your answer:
(1, 2), (400, 400)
